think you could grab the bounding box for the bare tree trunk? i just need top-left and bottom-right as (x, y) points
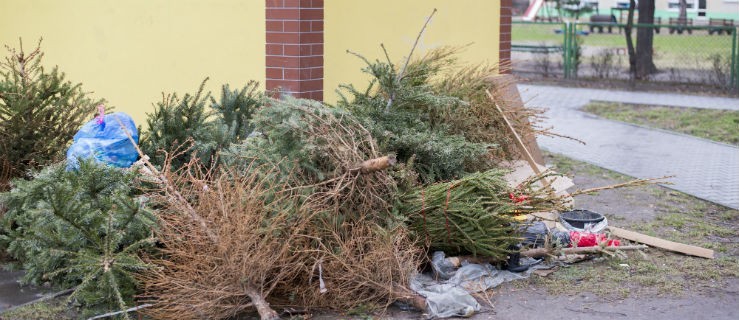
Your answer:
(678, 0), (688, 24)
(244, 286), (280, 320)
(636, 0), (658, 79)
(625, 0), (637, 78)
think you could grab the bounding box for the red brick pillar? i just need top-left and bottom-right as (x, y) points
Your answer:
(265, 0), (324, 100)
(499, 0), (512, 73)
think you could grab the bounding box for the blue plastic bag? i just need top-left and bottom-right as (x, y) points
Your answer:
(66, 112), (139, 170)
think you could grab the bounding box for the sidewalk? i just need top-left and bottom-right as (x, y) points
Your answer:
(518, 84), (739, 209)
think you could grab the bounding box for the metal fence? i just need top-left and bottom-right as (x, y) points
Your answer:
(512, 21), (739, 93)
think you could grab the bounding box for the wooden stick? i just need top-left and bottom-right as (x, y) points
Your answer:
(386, 8), (437, 112)
(607, 226), (714, 259)
(245, 286), (280, 320)
(398, 8), (437, 81)
(521, 245), (648, 258)
(87, 304), (152, 320)
(485, 89), (553, 191)
(572, 175), (674, 196)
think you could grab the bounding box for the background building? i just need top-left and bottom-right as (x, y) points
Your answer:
(0, 0), (511, 125)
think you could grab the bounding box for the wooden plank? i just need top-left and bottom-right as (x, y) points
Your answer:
(488, 75), (545, 165)
(607, 226), (714, 259)
(487, 89), (552, 191)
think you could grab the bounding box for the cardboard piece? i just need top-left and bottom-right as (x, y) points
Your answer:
(529, 211), (566, 230)
(607, 226), (715, 259)
(533, 268), (558, 277)
(501, 160), (574, 193)
(502, 160), (574, 229)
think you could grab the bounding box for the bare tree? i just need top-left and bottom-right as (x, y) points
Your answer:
(678, 0), (688, 24)
(636, 0), (658, 79)
(624, 0), (637, 77)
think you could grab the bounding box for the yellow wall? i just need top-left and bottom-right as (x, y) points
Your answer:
(0, 0), (265, 126)
(324, 0), (501, 103)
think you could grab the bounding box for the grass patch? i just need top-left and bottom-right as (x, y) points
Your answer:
(583, 101), (739, 146)
(547, 152), (631, 181)
(1, 299), (74, 320)
(512, 23), (733, 68)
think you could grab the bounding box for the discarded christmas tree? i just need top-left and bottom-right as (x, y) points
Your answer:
(140, 79), (261, 171)
(400, 169), (523, 260)
(0, 39), (101, 190)
(0, 160), (155, 317)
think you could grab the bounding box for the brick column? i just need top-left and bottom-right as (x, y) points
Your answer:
(265, 0), (324, 100)
(499, 0), (512, 73)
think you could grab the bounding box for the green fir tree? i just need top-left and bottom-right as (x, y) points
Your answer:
(140, 79), (261, 170)
(0, 160), (155, 317)
(0, 39), (101, 191)
(336, 47), (490, 183)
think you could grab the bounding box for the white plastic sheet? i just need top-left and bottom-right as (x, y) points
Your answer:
(411, 252), (549, 319)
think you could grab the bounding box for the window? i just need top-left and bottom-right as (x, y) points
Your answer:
(667, 0), (697, 11)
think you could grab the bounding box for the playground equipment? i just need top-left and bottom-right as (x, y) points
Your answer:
(521, 0), (545, 21)
(522, 0), (563, 22)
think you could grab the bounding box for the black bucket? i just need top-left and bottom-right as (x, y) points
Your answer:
(560, 210), (605, 229)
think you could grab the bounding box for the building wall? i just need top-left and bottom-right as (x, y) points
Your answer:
(655, 0), (739, 20)
(530, 0), (739, 20)
(0, 0), (265, 125)
(323, 0), (502, 103)
(1, 0), (507, 122)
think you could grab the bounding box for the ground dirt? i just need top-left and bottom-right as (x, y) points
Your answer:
(487, 152), (739, 320)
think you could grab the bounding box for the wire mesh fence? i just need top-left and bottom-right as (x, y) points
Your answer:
(512, 22), (567, 78)
(512, 21), (739, 93)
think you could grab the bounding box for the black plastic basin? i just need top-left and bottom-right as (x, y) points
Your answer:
(560, 210), (605, 229)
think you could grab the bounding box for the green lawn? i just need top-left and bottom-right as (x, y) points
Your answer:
(513, 23), (734, 68)
(583, 101), (739, 146)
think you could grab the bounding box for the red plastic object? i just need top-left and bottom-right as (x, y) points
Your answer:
(569, 231), (620, 247)
(509, 192), (529, 204)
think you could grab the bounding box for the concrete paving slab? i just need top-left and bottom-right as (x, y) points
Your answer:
(518, 84), (739, 209)
(0, 270), (51, 312)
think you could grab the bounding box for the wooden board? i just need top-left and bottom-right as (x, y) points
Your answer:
(608, 226), (715, 259)
(489, 75), (545, 165)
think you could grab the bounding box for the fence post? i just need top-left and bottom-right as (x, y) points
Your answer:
(562, 21), (577, 79)
(732, 27), (738, 92)
(571, 22), (578, 78)
(566, 22), (578, 79)
(562, 21), (570, 79)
